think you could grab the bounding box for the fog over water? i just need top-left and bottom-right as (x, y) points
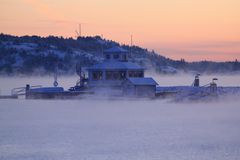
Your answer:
(0, 74), (240, 94)
(146, 73), (240, 87)
(0, 75), (240, 160)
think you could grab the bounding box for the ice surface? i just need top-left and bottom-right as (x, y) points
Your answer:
(0, 76), (240, 160)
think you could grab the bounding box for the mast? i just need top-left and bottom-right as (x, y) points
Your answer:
(130, 35), (133, 60)
(79, 23), (82, 37)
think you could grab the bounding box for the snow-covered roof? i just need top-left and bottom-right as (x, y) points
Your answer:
(104, 46), (128, 54)
(88, 61), (144, 70)
(127, 77), (158, 86)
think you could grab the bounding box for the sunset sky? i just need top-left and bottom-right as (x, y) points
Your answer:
(1, 0), (240, 61)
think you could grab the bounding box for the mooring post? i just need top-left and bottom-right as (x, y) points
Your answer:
(25, 84), (30, 99)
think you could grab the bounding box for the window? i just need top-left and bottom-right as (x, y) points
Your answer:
(120, 71), (126, 79)
(128, 71), (144, 77)
(92, 71), (103, 80)
(106, 71), (113, 80)
(123, 54), (127, 61)
(106, 54), (110, 59)
(113, 54), (119, 59)
(106, 71), (126, 80)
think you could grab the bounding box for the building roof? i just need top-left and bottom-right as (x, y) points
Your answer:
(126, 77), (158, 86)
(88, 61), (144, 70)
(104, 46), (128, 54)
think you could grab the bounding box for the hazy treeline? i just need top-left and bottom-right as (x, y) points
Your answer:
(0, 33), (239, 75)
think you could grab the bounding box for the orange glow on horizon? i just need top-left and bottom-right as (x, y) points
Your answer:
(0, 0), (240, 61)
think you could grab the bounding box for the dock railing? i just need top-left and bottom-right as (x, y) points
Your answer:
(11, 85), (42, 96)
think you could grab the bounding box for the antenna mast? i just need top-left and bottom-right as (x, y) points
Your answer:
(75, 23), (82, 39)
(130, 35), (133, 60)
(79, 23), (82, 37)
(101, 34), (104, 58)
(131, 35), (133, 46)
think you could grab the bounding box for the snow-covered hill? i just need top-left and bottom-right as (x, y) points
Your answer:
(0, 34), (239, 75)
